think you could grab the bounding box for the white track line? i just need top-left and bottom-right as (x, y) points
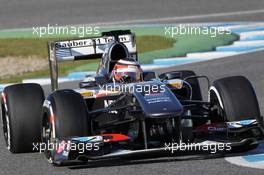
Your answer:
(22, 78), (81, 85)
(78, 9), (264, 26)
(186, 52), (238, 59)
(222, 23), (264, 30)
(233, 40), (264, 46)
(240, 31), (264, 39)
(225, 156), (264, 170)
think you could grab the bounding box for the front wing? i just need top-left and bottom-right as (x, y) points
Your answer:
(46, 125), (264, 165)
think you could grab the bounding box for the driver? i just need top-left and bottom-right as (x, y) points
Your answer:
(111, 58), (143, 83)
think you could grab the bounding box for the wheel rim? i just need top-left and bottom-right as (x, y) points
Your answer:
(1, 103), (11, 150)
(42, 114), (52, 160)
(209, 90), (225, 122)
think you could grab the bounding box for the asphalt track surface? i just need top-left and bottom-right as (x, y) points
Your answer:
(1, 0), (264, 174)
(1, 0), (264, 29)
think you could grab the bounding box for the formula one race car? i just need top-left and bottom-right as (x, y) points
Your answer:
(1, 30), (264, 165)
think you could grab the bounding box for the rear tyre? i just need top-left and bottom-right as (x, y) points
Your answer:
(159, 70), (202, 100)
(42, 89), (90, 164)
(180, 70), (202, 101)
(1, 83), (44, 153)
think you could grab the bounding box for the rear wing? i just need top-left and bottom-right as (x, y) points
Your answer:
(47, 30), (137, 91)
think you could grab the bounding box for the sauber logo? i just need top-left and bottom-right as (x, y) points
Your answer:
(55, 37), (113, 48)
(55, 35), (130, 48)
(55, 40), (91, 48)
(208, 126), (225, 132)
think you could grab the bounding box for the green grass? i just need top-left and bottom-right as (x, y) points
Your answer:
(138, 32), (238, 64)
(0, 35), (175, 58)
(0, 38), (50, 58)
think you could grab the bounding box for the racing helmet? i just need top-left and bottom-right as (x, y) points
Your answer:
(111, 58), (143, 83)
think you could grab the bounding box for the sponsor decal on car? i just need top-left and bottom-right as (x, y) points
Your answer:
(167, 79), (183, 89)
(80, 91), (94, 97)
(72, 136), (104, 142)
(227, 119), (257, 128)
(195, 123), (226, 132)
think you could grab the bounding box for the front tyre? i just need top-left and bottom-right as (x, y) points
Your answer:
(209, 76), (261, 122)
(41, 89), (90, 164)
